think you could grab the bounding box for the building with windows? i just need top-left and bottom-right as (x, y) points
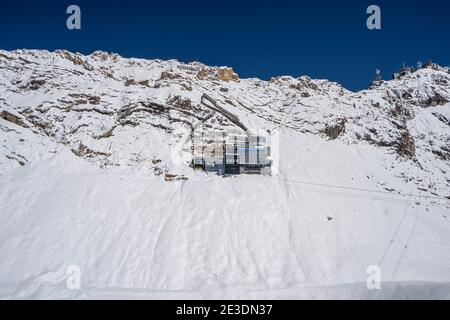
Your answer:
(192, 128), (272, 175)
(392, 66), (414, 79)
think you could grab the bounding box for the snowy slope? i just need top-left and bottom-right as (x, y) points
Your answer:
(0, 50), (450, 299)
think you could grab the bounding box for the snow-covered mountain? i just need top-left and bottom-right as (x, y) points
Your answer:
(1, 49), (449, 299)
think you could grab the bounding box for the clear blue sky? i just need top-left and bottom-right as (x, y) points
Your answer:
(1, 0), (449, 91)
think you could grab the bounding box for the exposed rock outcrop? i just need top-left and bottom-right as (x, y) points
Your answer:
(396, 132), (416, 158)
(0, 111), (29, 128)
(323, 118), (346, 140)
(217, 67), (239, 82)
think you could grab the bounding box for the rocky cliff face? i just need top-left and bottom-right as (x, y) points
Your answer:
(0, 49), (449, 197)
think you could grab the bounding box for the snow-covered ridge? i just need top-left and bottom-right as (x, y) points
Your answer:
(1, 49), (449, 196)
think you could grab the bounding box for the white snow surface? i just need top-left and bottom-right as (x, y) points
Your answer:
(0, 49), (450, 299)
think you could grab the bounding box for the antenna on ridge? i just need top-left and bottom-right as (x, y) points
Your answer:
(374, 68), (381, 82)
(370, 68), (382, 88)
